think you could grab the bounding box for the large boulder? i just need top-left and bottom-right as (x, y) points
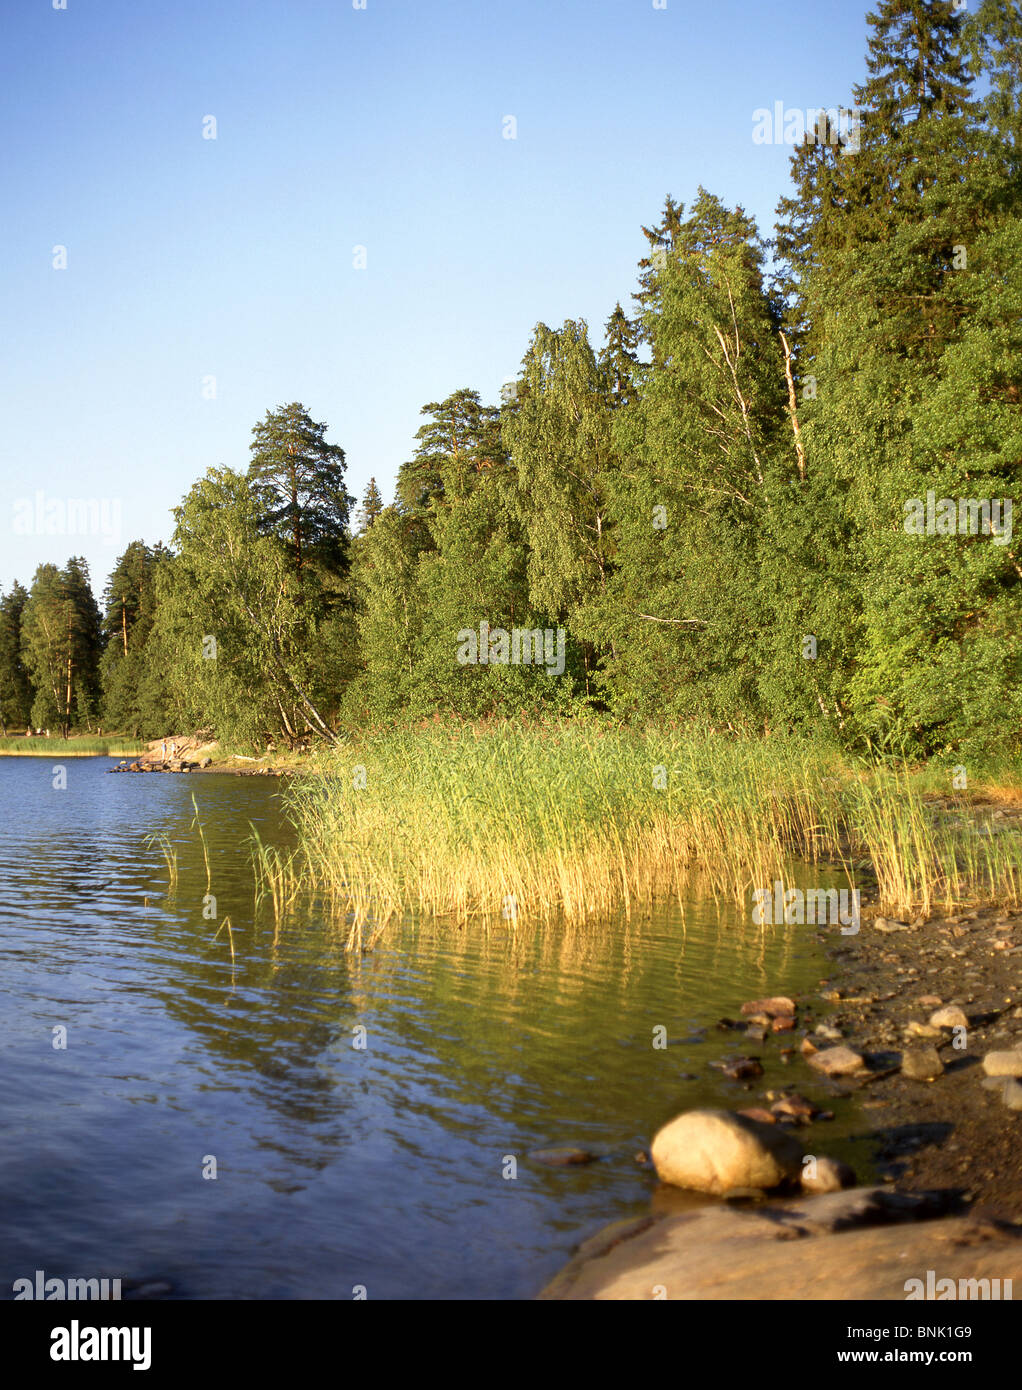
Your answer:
(650, 1108), (803, 1195)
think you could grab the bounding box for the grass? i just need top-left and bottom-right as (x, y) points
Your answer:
(144, 832), (179, 890)
(0, 735), (145, 757)
(248, 721), (1022, 948)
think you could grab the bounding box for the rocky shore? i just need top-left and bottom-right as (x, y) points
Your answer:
(109, 734), (286, 777)
(540, 899), (1022, 1299)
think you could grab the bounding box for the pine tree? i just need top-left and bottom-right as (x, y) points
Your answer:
(248, 403), (353, 577)
(395, 389), (503, 514)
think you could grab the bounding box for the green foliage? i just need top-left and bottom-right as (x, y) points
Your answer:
(20, 559), (102, 735)
(248, 402), (353, 576)
(0, 582), (31, 732)
(2, 2), (1019, 759)
(152, 468), (340, 748)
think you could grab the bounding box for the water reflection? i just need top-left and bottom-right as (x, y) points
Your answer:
(0, 757), (859, 1299)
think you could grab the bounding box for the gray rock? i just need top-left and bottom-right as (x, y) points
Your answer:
(901, 1047), (944, 1081)
(815, 1023), (844, 1042)
(982, 1051), (1022, 1078)
(981, 1077), (1022, 1110)
(801, 1156), (856, 1194)
(650, 1108), (804, 1195)
(539, 1188), (1020, 1302)
(905, 1021), (942, 1038)
(807, 1045), (865, 1077)
(930, 1005), (969, 1030)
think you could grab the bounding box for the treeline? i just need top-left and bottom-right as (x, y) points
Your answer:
(3, 0), (1021, 758)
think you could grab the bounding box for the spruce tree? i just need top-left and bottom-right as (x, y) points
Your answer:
(599, 303), (639, 408)
(0, 583), (31, 733)
(360, 478), (385, 530)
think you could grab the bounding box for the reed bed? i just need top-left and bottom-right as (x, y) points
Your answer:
(0, 736), (145, 756)
(253, 723), (1022, 946)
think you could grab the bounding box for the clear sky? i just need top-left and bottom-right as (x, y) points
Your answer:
(0, 0), (871, 598)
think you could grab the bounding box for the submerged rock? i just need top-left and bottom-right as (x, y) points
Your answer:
(529, 1146), (597, 1167)
(770, 1094), (818, 1122)
(720, 1057), (764, 1080)
(740, 996), (796, 1018)
(650, 1108), (803, 1195)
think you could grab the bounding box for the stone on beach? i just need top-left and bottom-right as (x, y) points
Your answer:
(929, 1005), (969, 1030)
(900, 1047), (944, 1081)
(650, 1108), (803, 1195)
(806, 1045), (865, 1077)
(800, 1156), (856, 1194)
(982, 1051), (1022, 1078)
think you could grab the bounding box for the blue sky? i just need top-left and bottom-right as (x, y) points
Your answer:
(0, 0), (871, 597)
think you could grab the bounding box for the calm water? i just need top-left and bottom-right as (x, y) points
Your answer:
(0, 756), (862, 1299)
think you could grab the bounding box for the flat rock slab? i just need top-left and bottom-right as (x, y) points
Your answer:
(539, 1187), (1022, 1300)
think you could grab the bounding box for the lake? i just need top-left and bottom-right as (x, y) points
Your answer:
(0, 755), (863, 1299)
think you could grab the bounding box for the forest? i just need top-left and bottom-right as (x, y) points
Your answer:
(2, 0), (1020, 761)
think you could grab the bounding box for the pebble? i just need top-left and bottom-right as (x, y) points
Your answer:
(801, 1156), (856, 1193)
(900, 1047), (944, 1081)
(905, 1021), (942, 1038)
(807, 1045), (865, 1077)
(929, 1005), (969, 1029)
(982, 1051), (1022, 1078)
(770, 1094), (817, 1122)
(982, 1078), (1022, 1111)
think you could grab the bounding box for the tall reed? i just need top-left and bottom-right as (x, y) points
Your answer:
(257, 723), (1022, 945)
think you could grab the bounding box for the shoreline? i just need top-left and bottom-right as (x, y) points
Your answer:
(540, 899), (1022, 1298)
